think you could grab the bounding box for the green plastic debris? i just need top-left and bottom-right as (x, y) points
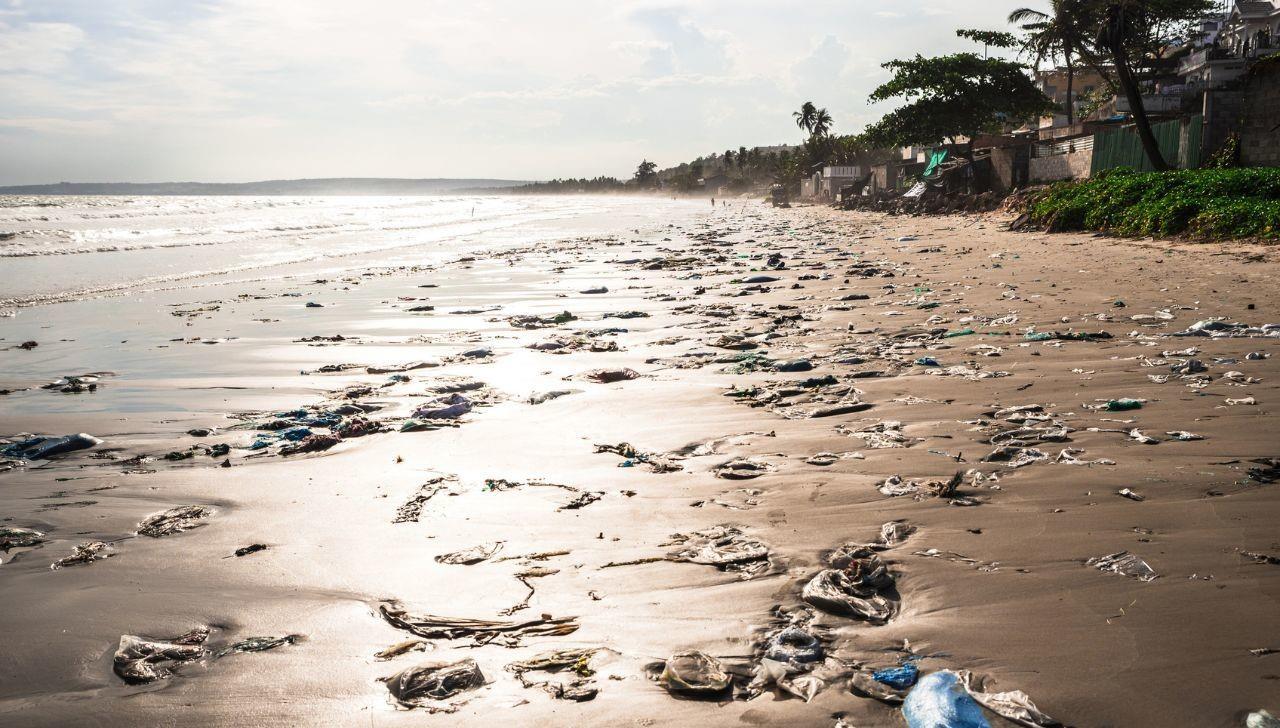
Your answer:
(1106, 398), (1144, 411)
(1025, 332), (1054, 341)
(943, 329), (976, 338)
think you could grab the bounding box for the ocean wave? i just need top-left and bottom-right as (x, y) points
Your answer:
(0, 203), (582, 308)
(0, 207), (533, 258)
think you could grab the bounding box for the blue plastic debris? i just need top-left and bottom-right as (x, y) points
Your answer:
(873, 662), (920, 690)
(903, 670), (990, 728)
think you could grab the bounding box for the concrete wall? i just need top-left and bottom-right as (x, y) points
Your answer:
(990, 146), (1024, 192)
(1239, 62), (1280, 166)
(1203, 86), (1246, 159)
(871, 164), (897, 192)
(1029, 148), (1093, 183)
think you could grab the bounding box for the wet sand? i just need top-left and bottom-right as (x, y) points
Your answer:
(1, 200), (1278, 727)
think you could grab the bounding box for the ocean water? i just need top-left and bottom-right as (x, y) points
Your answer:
(0, 194), (669, 307)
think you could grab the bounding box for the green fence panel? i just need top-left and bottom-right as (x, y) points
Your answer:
(1091, 116), (1200, 174)
(1181, 114), (1203, 169)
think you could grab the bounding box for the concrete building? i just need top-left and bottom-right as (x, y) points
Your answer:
(802, 166), (864, 200)
(1219, 0), (1280, 56)
(818, 166), (862, 198)
(1035, 67), (1111, 127)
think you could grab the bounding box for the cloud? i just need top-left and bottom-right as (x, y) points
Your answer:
(629, 7), (733, 76)
(0, 0), (1032, 184)
(0, 20), (84, 72)
(791, 35), (851, 90)
(0, 116), (110, 134)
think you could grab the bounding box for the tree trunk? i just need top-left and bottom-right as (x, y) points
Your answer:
(1107, 34), (1169, 171)
(1065, 57), (1076, 126)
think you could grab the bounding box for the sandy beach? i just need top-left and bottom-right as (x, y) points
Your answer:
(1, 196), (1277, 727)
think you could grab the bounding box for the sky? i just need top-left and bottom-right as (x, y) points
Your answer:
(0, 0), (1043, 184)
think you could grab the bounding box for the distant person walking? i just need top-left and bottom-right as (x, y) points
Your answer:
(710, 197), (715, 207)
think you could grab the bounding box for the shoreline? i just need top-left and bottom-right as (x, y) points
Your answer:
(1, 201), (1277, 726)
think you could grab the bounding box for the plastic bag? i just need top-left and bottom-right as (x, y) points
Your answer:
(657, 651), (731, 695)
(903, 670), (991, 728)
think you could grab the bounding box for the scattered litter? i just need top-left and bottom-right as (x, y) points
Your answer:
(879, 472), (961, 500)
(1, 433), (101, 460)
(666, 525), (771, 579)
(394, 478), (451, 523)
(560, 491), (604, 510)
(435, 542), (503, 565)
(279, 433), (339, 456)
(583, 368), (639, 383)
(529, 389), (577, 405)
(958, 670), (1063, 727)
(1248, 710), (1280, 728)
(413, 393), (473, 420)
(381, 658), (486, 711)
(657, 651), (731, 696)
(802, 546), (897, 623)
(714, 457), (776, 480)
(873, 663), (920, 690)
(594, 442), (682, 473)
(113, 627), (210, 684)
(851, 668), (911, 704)
(137, 505), (212, 537)
(1087, 551), (1157, 581)
(216, 634), (301, 657)
(1128, 429), (1160, 445)
(1053, 448), (1115, 466)
(375, 639), (432, 661)
(0, 526), (45, 552)
(507, 648), (601, 702)
(839, 421), (919, 449)
(379, 603), (579, 647)
(51, 540), (111, 569)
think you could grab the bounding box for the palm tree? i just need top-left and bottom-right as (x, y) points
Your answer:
(811, 108), (834, 137)
(1009, 0), (1096, 125)
(793, 101), (818, 134)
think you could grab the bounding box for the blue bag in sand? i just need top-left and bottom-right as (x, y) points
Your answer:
(903, 670), (990, 728)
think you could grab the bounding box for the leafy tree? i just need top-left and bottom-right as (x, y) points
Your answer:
(793, 101), (818, 134)
(1092, 0), (1212, 170)
(633, 159), (658, 187)
(956, 28), (1020, 54)
(861, 53), (1057, 150)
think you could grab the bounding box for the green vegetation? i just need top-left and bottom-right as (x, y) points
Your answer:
(633, 160), (659, 188)
(1027, 168), (1280, 239)
(861, 53), (1056, 149)
(507, 176), (627, 194)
